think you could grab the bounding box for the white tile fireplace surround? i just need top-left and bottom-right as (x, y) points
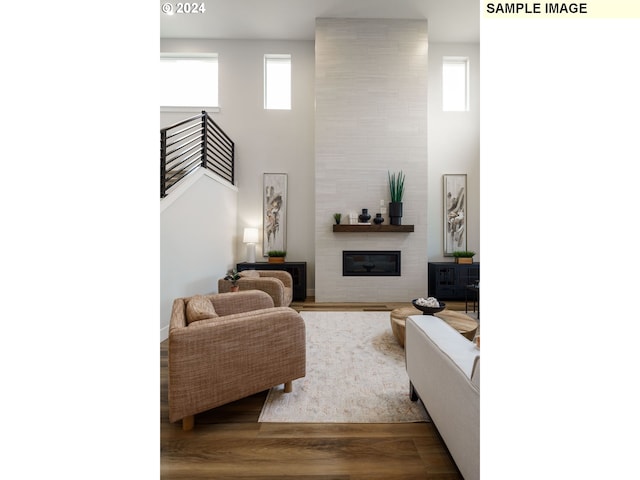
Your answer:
(315, 232), (427, 302)
(314, 18), (429, 302)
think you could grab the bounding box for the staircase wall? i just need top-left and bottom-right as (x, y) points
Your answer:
(160, 171), (238, 341)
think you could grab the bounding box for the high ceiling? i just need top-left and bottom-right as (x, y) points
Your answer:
(160, 0), (479, 43)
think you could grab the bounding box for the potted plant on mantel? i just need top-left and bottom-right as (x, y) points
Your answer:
(388, 170), (405, 225)
(267, 250), (287, 263)
(224, 268), (242, 292)
(452, 250), (476, 264)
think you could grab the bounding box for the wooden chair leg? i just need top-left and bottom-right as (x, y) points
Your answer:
(284, 380), (293, 393)
(182, 415), (194, 431)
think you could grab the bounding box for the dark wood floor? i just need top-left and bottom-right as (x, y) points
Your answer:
(160, 298), (466, 479)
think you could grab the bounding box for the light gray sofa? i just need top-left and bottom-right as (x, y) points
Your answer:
(406, 315), (480, 480)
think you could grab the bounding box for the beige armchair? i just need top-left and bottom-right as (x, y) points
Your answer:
(218, 269), (293, 306)
(168, 290), (306, 430)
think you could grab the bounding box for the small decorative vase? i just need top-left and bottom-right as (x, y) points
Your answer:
(358, 208), (371, 223)
(373, 213), (384, 225)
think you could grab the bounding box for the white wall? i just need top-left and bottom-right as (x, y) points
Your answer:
(160, 171), (238, 341)
(160, 38), (316, 293)
(427, 43), (480, 264)
(314, 18), (430, 302)
(159, 35), (480, 310)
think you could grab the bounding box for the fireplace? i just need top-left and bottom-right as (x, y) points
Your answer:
(342, 251), (401, 276)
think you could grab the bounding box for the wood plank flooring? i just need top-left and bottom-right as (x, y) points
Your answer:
(160, 298), (466, 479)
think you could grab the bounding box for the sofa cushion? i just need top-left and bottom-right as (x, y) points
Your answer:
(186, 295), (218, 325)
(239, 270), (260, 278)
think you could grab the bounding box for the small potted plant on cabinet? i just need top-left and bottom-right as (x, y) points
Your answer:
(224, 269), (242, 292)
(452, 250), (476, 264)
(267, 250), (287, 263)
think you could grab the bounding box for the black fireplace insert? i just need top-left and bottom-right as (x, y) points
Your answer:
(342, 250), (401, 276)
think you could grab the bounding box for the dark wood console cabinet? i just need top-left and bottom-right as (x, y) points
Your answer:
(236, 261), (307, 301)
(428, 262), (480, 300)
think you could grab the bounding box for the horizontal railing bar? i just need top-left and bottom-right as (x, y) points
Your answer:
(166, 128), (201, 149)
(205, 155), (232, 174)
(206, 130), (233, 157)
(206, 115), (234, 145)
(167, 150), (201, 172)
(165, 165), (201, 191)
(166, 158), (201, 179)
(166, 140), (201, 162)
(206, 161), (232, 180)
(206, 123), (233, 146)
(166, 141), (200, 161)
(164, 122), (201, 143)
(206, 142), (232, 164)
(160, 113), (203, 135)
(205, 164), (233, 183)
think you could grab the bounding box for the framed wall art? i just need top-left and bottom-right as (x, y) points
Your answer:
(443, 174), (467, 256)
(263, 173), (287, 256)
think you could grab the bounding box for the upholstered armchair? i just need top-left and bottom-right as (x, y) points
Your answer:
(218, 269), (293, 306)
(168, 290), (306, 430)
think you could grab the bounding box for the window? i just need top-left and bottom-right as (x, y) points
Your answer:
(442, 57), (469, 112)
(160, 54), (218, 109)
(264, 55), (291, 110)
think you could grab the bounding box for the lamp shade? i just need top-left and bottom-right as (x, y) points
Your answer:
(243, 227), (259, 244)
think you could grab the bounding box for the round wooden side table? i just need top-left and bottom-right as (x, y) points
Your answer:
(390, 306), (478, 348)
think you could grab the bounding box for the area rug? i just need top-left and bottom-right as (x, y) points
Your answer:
(258, 311), (429, 423)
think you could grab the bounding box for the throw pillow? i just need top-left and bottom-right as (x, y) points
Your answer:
(186, 295), (218, 325)
(239, 270), (260, 278)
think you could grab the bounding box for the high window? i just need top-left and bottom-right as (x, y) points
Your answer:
(442, 57), (469, 112)
(264, 54), (291, 110)
(160, 53), (218, 109)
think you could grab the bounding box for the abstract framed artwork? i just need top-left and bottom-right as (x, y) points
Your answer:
(443, 174), (467, 256)
(263, 173), (287, 256)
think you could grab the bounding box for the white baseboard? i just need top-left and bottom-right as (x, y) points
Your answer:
(160, 325), (169, 343)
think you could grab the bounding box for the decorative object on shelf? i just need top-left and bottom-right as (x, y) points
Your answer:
(263, 173), (287, 257)
(388, 170), (405, 225)
(224, 269), (242, 292)
(358, 208), (371, 223)
(443, 174), (467, 256)
(333, 213), (342, 225)
(243, 227), (259, 263)
(267, 250), (287, 263)
(412, 297), (446, 315)
(373, 213), (384, 224)
(452, 250), (476, 264)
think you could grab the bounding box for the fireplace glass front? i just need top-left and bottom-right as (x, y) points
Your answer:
(342, 251), (401, 276)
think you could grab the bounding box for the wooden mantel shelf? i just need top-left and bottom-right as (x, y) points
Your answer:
(333, 224), (414, 233)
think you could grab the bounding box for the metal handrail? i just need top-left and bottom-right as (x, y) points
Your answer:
(160, 111), (235, 198)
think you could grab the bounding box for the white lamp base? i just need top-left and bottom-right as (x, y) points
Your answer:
(246, 243), (256, 263)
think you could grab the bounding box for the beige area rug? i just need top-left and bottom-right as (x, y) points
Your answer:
(258, 311), (429, 423)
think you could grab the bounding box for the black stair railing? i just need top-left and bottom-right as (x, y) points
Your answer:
(160, 110), (235, 198)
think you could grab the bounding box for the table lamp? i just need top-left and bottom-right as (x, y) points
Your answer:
(243, 227), (259, 263)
